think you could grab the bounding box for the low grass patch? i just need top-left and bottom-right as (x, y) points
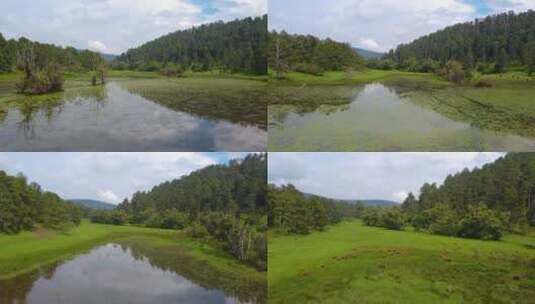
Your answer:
(269, 220), (535, 303)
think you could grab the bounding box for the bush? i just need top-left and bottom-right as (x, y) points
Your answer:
(161, 64), (184, 77)
(457, 203), (505, 240)
(425, 205), (460, 236)
(437, 60), (465, 84)
(380, 207), (405, 230)
(474, 80), (493, 88)
(17, 68), (64, 94)
(361, 208), (382, 226)
(293, 63), (325, 76)
(185, 222), (209, 239)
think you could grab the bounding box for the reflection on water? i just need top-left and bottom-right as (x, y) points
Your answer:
(0, 243), (263, 304)
(268, 83), (535, 151)
(0, 81), (266, 151)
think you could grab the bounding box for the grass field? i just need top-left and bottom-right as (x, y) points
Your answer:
(269, 220), (535, 304)
(0, 220), (263, 284)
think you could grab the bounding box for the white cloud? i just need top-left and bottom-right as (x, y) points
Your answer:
(98, 190), (121, 203)
(486, 0), (535, 12)
(268, 153), (504, 201)
(359, 38), (381, 52)
(88, 40), (109, 53)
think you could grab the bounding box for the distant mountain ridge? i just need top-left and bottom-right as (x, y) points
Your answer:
(100, 53), (118, 62)
(69, 199), (115, 210)
(303, 192), (398, 207)
(353, 47), (384, 60)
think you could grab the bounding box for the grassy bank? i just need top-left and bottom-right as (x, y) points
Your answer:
(0, 221), (263, 283)
(269, 220), (535, 303)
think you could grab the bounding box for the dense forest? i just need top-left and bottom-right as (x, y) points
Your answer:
(268, 31), (363, 77)
(0, 170), (83, 234)
(0, 33), (106, 93)
(376, 10), (535, 75)
(267, 184), (363, 234)
(92, 154), (267, 270)
(357, 153), (535, 240)
(116, 16), (267, 75)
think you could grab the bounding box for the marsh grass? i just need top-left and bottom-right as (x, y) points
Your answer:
(269, 220), (535, 304)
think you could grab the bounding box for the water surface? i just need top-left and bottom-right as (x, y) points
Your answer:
(0, 80), (266, 151)
(0, 243), (259, 304)
(268, 83), (535, 151)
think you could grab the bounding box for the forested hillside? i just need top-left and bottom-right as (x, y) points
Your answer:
(0, 170), (83, 234)
(116, 16), (267, 74)
(0, 33), (105, 74)
(93, 154), (267, 270)
(268, 31), (363, 77)
(268, 184), (363, 234)
(385, 10), (535, 73)
(399, 153), (535, 239)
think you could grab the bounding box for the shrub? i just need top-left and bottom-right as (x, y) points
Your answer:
(293, 63), (325, 76)
(457, 203), (505, 240)
(185, 222), (209, 239)
(380, 207), (405, 230)
(361, 208), (382, 227)
(474, 80), (493, 88)
(161, 64), (184, 77)
(425, 205), (460, 236)
(17, 68), (64, 94)
(438, 60), (465, 84)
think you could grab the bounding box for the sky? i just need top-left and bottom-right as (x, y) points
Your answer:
(0, 152), (251, 204)
(269, 0), (535, 52)
(0, 0), (267, 54)
(268, 153), (505, 202)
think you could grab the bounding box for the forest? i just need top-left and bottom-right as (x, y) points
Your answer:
(268, 31), (363, 77)
(91, 153), (267, 270)
(267, 184), (363, 234)
(359, 153), (535, 240)
(0, 170), (83, 234)
(116, 16), (268, 75)
(0, 32), (105, 94)
(374, 10), (535, 78)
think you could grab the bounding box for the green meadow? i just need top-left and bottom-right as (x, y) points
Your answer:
(268, 220), (535, 304)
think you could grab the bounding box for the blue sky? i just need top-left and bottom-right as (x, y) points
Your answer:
(0, 152), (251, 204)
(269, 0), (535, 52)
(0, 0), (266, 54)
(269, 153), (504, 202)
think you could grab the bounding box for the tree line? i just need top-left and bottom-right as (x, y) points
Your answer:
(0, 170), (83, 234)
(0, 33), (106, 93)
(371, 10), (535, 77)
(267, 184), (363, 234)
(115, 16), (267, 75)
(268, 31), (364, 78)
(362, 153), (535, 241)
(91, 154), (267, 270)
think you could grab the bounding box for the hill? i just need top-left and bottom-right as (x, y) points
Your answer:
(387, 10), (535, 69)
(100, 53), (118, 62)
(303, 192), (398, 207)
(116, 16), (267, 74)
(353, 47), (384, 60)
(69, 199), (115, 210)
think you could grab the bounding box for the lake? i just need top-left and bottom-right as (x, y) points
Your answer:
(0, 78), (266, 151)
(268, 83), (535, 151)
(0, 242), (262, 304)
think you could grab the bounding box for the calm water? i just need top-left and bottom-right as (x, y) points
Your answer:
(0, 243), (257, 304)
(268, 83), (535, 151)
(0, 81), (266, 151)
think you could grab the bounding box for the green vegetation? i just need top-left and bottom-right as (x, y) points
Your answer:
(90, 154), (267, 270)
(0, 170), (83, 234)
(116, 16), (267, 75)
(268, 220), (535, 304)
(268, 184), (363, 234)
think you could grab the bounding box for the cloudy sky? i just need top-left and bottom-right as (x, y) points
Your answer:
(268, 153), (504, 202)
(0, 0), (266, 54)
(0, 152), (250, 204)
(269, 0), (535, 52)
